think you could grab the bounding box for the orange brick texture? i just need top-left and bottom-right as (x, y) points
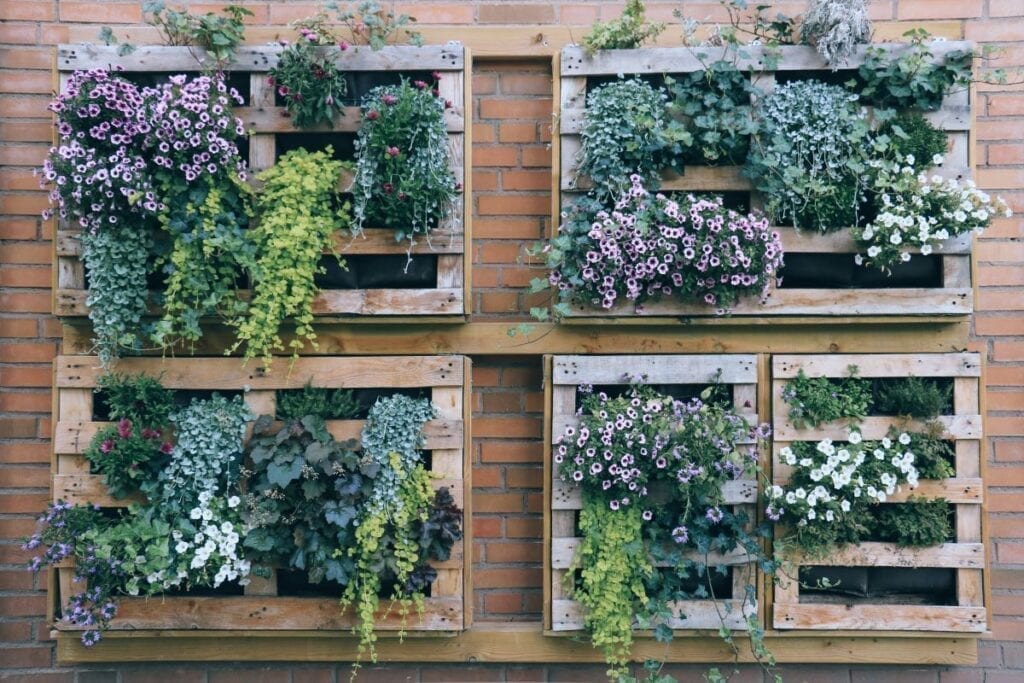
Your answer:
(1, 1), (1023, 680)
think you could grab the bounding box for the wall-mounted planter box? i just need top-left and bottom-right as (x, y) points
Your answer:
(770, 353), (986, 632)
(555, 43), (975, 320)
(53, 43), (470, 320)
(543, 354), (763, 633)
(51, 354), (472, 634)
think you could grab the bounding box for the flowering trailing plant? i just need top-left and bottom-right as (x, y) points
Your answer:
(555, 380), (775, 678)
(268, 11), (350, 129)
(543, 176), (783, 315)
(852, 153), (1012, 272)
(351, 76), (458, 250)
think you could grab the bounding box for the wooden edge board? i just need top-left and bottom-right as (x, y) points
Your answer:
(53, 626), (980, 665)
(550, 538), (752, 569)
(235, 105), (464, 134)
(551, 477), (757, 509)
(772, 352), (981, 378)
(57, 44), (465, 72)
(551, 598), (750, 631)
(55, 355), (465, 389)
(773, 604), (986, 632)
(782, 542), (984, 569)
(551, 354), (758, 385)
(560, 42), (974, 76)
(772, 413), (982, 442)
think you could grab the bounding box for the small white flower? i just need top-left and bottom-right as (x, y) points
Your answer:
(847, 431), (861, 445)
(868, 246), (881, 257)
(807, 509), (817, 520)
(899, 432), (911, 445)
(920, 244), (932, 256)
(932, 154), (944, 165)
(228, 495), (241, 508)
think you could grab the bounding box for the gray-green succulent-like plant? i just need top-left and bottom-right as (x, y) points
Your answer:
(800, 0), (873, 69)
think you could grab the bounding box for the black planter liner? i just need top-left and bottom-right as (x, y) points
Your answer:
(779, 253), (944, 289)
(800, 566), (956, 605)
(315, 254), (438, 290)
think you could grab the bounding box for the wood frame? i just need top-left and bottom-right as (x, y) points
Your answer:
(543, 354), (764, 634)
(770, 353), (987, 632)
(53, 44), (471, 320)
(51, 354), (472, 634)
(554, 43), (976, 320)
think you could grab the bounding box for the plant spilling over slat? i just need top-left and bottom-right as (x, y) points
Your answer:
(28, 379), (252, 648)
(229, 147), (351, 363)
(555, 380), (775, 679)
(351, 77), (459, 249)
(275, 382), (363, 421)
(580, 0), (665, 54)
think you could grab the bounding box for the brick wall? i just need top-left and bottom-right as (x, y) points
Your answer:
(2, 1), (1023, 681)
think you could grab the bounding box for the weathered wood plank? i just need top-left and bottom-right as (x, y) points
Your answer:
(774, 604), (985, 632)
(56, 355), (464, 389)
(54, 419), (464, 454)
(787, 542), (984, 570)
(552, 354), (758, 385)
(551, 538), (752, 569)
(235, 105), (464, 133)
(772, 413), (982, 442)
(552, 598), (750, 631)
(560, 43), (975, 76)
(765, 472), (983, 504)
(550, 478), (758, 510)
(777, 228), (973, 255)
(772, 353), (981, 379)
(58, 44), (465, 73)
(55, 595), (462, 631)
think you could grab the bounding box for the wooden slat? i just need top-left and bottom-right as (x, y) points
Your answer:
(55, 596), (462, 631)
(58, 44), (465, 72)
(774, 604), (986, 632)
(56, 355), (464, 389)
(552, 354), (757, 385)
(235, 105), (464, 133)
(788, 542), (984, 570)
(560, 42), (975, 76)
(778, 228), (973, 255)
(552, 598), (749, 632)
(54, 419), (464, 454)
(772, 413), (982, 442)
(765, 473), (982, 504)
(551, 537), (751, 569)
(561, 158), (752, 191)
(772, 353), (981, 379)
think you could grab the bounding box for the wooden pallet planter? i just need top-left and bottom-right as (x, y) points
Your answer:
(52, 354), (472, 633)
(770, 353), (986, 632)
(555, 43), (975, 319)
(53, 43), (470, 320)
(544, 354), (763, 633)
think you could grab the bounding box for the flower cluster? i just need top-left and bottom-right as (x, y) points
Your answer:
(769, 430), (921, 556)
(853, 154), (1013, 271)
(351, 76), (459, 244)
(548, 176), (783, 313)
(84, 417), (174, 500)
(164, 490), (250, 590)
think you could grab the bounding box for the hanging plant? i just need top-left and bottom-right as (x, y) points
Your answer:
(230, 147), (351, 363)
(575, 77), (689, 201)
(858, 29), (974, 112)
(351, 77), (459, 246)
(555, 382), (775, 679)
(268, 12), (350, 129)
(800, 0), (873, 68)
(544, 175), (783, 315)
(666, 60), (757, 166)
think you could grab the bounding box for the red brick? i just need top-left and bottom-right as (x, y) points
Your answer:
(473, 217), (543, 239)
(482, 591), (523, 613)
(0, 594), (48, 617)
(521, 145), (552, 167)
(473, 366), (500, 387)
(990, 0), (1024, 16)
(478, 194), (550, 216)
(506, 517), (542, 538)
(0, 71), (51, 95)
(473, 169), (499, 191)
(0, 417), (38, 438)
(977, 266), (1024, 286)
(897, 0), (983, 20)
(0, 621), (32, 642)
(975, 315), (1024, 336)
(0, 569), (35, 590)
(289, 669), (335, 683)
(988, 143), (1024, 165)
(992, 617), (1024, 641)
(0, 342), (56, 362)
(506, 467), (543, 488)
(0, 23), (41, 45)
(0, 243), (51, 265)
(976, 120), (1024, 141)
(500, 74), (553, 95)
(479, 98), (553, 119)
(965, 20), (1022, 42)
(478, 291), (520, 313)
(988, 391), (1024, 411)
(502, 169), (550, 191)
(473, 517), (503, 538)
(486, 541), (542, 563)
(481, 390), (522, 412)
(60, 2), (143, 23)
(0, 291), (51, 313)
(3, 466), (50, 488)
(0, 49), (51, 72)
(0, 218), (41, 240)
(473, 146), (518, 167)
(1, 645), (53, 668)
(472, 567), (542, 588)
(0, 442), (52, 463)
(472, 266), (500, 287)
(208, 670), (290, 683)
(499, 122), (538, 143)
(480, 440), (543, 462)
(989, 491), (1024, 513)
(2, 366), (52, 387)
(560, 5), (601, 24)
(472, 74), (498, 95)
(976, 168), (1024, 189)
(122, 669), (206, 683)
(478, 4), (554, 24)
(472, 465), (504, 488)
(473, 492), (526, 513)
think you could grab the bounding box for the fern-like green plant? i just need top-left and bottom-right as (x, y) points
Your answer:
(581, 0), (665, 54)
(230, 147), (350, 363)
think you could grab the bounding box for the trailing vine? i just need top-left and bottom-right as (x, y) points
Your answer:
(230, 147), (350, 363)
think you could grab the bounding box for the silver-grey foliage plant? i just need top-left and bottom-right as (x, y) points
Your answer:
(801, 0), (873, 68)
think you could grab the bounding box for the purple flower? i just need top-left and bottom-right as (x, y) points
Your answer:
(671, 526), (689, 544)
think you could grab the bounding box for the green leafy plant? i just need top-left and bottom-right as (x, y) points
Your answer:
(142, 1), (253, 69)
(874, 376), (952, 419)
(575, 78), (690, 201)
(230, 148), (350, 363)
(556, 382), (775, 679)
(269, 12), (350, 129)
(699, 0), (796, 49)
(745, 79), (873, 232)
(243, 413), (370, 584)
(876, 112), (949, 170)
(329, 0), (423, 50)
(800, 0), (872, 68)
(666, 61), (756, 165)
(351, 77), (458, 246)
(870, 497), (952, 547)
(276, 383), (362, 421)
(581, 0), (666, 54)
(85, 373), (176, 499)
(781, 366), (873, 429)
(903, 423), (956, 480)
(858, 29), (973, 111)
